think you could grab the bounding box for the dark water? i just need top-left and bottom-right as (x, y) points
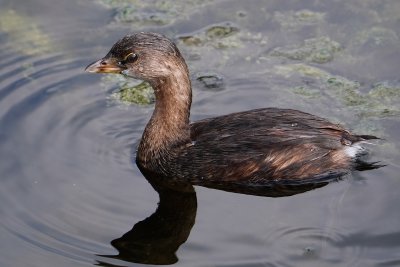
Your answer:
(1, 0), (400, 266)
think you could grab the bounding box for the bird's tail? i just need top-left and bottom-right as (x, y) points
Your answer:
(355, 134), (380, 141)
(354, 159), (385, 171)
(353, 134), (384, 170)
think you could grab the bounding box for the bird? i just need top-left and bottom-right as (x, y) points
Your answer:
(85, 32), (379, 189)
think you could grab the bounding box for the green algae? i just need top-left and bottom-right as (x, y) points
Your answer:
(177, 22), (268, 72)
(351, 27), (399, 48)
(290, 86), (320, 98)
(273, 9), (326, 30)
(179, 22), (241, 49)
(114, 81), (154, 105)
(102, 75), (154, 105)
(359, 81), (400, 118)
(369, 81), (400, 100)
(90, 0), (400, 121)
(273, 64), (330, 79)
(267, 62), (400, 139)
(326, 78), (400, 118)
(0, 9), (53, 56)
(273, 63), (400, 120)
(114, 6), (172, 26)
(270, 37), (342, 64)
(179, 23), (267, 50)
(206, 24), (239, 40)
(96, 0), (213, 26)
(326, 77), (365, 106)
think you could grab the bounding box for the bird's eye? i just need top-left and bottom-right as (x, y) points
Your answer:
(120, 53), (138, 65)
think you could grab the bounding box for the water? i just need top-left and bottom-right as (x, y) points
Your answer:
(0, 0), (400, 266)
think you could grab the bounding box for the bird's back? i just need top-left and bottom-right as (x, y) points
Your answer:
(158, 108), (375, 186)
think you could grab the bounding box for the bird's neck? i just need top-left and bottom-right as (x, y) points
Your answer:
(138, 63), (192, 163)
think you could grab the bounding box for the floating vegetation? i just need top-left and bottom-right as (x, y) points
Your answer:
(326, 77), (365, 106)
(360, 80), (400, 118)
(177, 23), (268, 72)
(351, 27), (399, 48)
(273, 64), (400, 120)
(114, 81), (154, 105)
(274, 63), (330, 79)
(290, 86), (320, 98)
(91, 0), (399, 122)
(96, 0), (214, 27)
(369, 81), (400, 100)
(114, 6), (173, 26)
(0, 9), (53, 56)
(273, 9), (326, 30)
(206, 24), (239, 40)
(178, 22), (241, 49)
(102, 74), (155, 105)
(270, 37), (342, 63)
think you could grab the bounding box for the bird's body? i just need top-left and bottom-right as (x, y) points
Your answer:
(85, 32), (378, 188)
(138, 107), (375, 186)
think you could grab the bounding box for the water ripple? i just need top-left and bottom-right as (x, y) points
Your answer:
(1, 1), (400, 266)
(263, 225), (364, 266)
(0, 44), (152, 266)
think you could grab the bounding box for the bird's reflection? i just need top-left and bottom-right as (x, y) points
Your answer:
(97, 172), (334, 265)
(98, 176), (197, 265)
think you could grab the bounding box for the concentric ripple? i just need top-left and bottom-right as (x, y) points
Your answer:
(0, 38), (158, 266)
(263, 226), (364, 266)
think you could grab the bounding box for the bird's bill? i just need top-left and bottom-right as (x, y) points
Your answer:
(84, 58), (124, 74)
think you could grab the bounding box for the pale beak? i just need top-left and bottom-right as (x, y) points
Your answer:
(85, 58), (125, 73)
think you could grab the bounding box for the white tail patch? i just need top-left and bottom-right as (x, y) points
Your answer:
(344, 144), (364, 158)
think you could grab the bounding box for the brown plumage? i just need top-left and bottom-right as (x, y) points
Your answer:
(85, 32), (379, 189)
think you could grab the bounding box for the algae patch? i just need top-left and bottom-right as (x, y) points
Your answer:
(326, 77), (365, 106)
(351, 27), (399, 48)
(0, 9), (53, 56)
(325, 78), (400, 117)
(274, 64), (330, 79)
(273, 9), (325, 30)
(114, 6), (174, 26)
(274, 64), (400, 120)
(178, 22), (241, 49)
(96, 0), (213, 27)
(290, 86), (320, 98)
(361, 81), (400, 118)
(102, 75), (155, 105)
(270, 37), (342, 63)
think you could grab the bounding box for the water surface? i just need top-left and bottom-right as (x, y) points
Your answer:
(0, 0), (400, 266)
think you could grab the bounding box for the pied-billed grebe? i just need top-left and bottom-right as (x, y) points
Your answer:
(85, 32), (378, 186)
